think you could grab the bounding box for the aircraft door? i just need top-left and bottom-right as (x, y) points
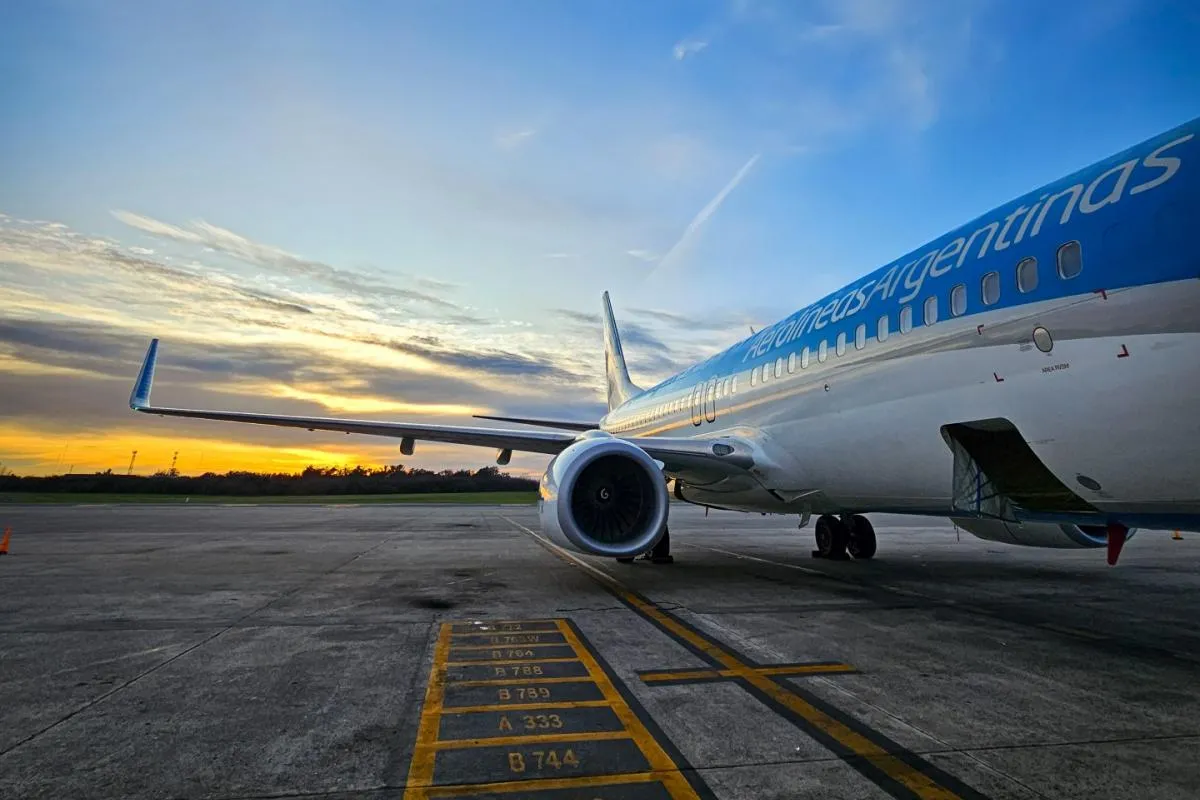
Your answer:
(690, 384), (703, 426)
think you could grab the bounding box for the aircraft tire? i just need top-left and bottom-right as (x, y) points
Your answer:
(815, 515), (850, 559)
(615, 557), (635, 563)
(847, 515), (877, 560)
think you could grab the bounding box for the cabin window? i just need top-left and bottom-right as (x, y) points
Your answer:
(899, 305), (913, 333)
(715, 384), (722, 400)
(924, 296), (938, 326)
(731, 376), (738, 393)
(818, 339), (828, 362)
(801, 346), (810, 369)
(982, 271), (1000, 305)
(750, 367), (757, 387)
(775, 356), (784, 378)
(1057, 240), (1082, 279)
(836, 331), (846, 356)
(761, 364), (770, 384)
(787, 352), (797, 373)
(950, 284), (966, 316)
(855, 323), (866, 350)
(1017, 257), (1038, 293)
(877, 314), (889, 342)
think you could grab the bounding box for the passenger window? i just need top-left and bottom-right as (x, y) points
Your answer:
(818, 340), (828, 362)
(750, 368), (757, 387)
(924, 296), (938, 326)
(900, 305), (913, 333)
(775, 357), (784, 378)
(731, 376), (737, 393)
(982, 271), (1000, 305)
(835, 332), (846, 356)
(855, 323), (866, 350)
(1017, 257), (1038, 293)
(801, 346), (810, 369)
(1057, 241), (1082, 279)
(877, 315), (889, 342)
(761, 364), (769, 384)
(787, 352), (796, 373)
(950, 284), (966, 316)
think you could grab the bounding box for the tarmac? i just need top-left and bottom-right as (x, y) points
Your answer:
(1, 503), (1199, 799)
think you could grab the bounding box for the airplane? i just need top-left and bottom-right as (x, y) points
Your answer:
(130, 114), (1200, 567)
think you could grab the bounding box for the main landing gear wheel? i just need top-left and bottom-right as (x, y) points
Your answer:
(846, 514), (877, 560)
(813, 515), (850, 560)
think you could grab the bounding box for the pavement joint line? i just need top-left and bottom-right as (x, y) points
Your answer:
(504, 515), (994, 800)
(402, 616), (713, 799)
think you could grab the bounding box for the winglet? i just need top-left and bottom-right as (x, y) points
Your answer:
(601, 291), (642, 411)
(130, 338), (159, 410)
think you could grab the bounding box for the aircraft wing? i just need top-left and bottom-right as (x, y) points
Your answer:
(128, 339), (757, 471)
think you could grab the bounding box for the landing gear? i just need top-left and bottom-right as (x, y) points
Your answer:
(641, 527), (674, 564)
(813, 515), (850, 560)
(812, 514), (876, 560)
(846, 515), (877, 560)
(614, 527), (673, 565)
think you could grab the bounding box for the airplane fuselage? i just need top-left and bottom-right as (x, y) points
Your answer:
(599, 118), (1200, 532)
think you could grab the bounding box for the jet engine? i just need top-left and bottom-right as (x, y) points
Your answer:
(951, 518), (1138, 549)
(538, 432), (668, 558)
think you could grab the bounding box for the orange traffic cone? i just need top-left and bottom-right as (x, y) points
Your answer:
(0, 526), (10, 555)
(1173, 530), (1183, 540)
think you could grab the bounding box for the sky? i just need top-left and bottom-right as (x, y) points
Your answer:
(1, 0), (1198, 477)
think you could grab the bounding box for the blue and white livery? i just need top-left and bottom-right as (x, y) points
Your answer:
(129, 116), (1200, 565)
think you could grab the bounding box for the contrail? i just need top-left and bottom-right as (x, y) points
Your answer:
(645, 153), (761, 283)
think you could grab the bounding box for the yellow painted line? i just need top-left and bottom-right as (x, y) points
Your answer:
(761, 664), (856, 677)
(639, 669), (722, 682)
(448, 676), (596, 688)
(403, 623), (453, 800)
(507, 518), (971, 800)
(639, 663), (856, 683)
(422, 771), (660, 797)
(445, 657), (580, 667)
(448, 641), (568, 651)
(433, 730), (631, 750)
(441, 700), (611, 714)
(554, 619), (702, 800)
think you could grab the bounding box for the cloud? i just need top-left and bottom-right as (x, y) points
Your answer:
(625, 249), (659, 263)
(495, 128), (538, 149)
(672, 39), (709, 60)
(112, 210), (459, 310)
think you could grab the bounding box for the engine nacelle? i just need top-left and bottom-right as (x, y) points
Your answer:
(538, 433), (668, 557)
(951, 518), (1138, 549)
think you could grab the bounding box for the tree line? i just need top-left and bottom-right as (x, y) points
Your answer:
(0, 464), (539, 496)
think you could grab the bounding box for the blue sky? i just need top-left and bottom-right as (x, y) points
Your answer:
(1, 0), (1198, 475)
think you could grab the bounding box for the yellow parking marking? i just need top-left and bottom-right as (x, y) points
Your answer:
(405, 624), (452, 798)
(448, 676), (592, 688)
(422, 772), (660, 798)
(444, 657), (580, 667)
(441, 700), (611, 714)
(640, 662), (857, 683)
(403, 618), (708, 799)
(506, 516), (989, 800)
(433, 730), (632, 750)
